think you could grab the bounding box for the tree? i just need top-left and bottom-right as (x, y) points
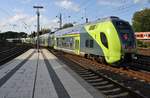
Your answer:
(29, 31), (36, 38)
(62, 23), (73, 29)
(19, 32), (27, 38)
(132, 8), (150, 32)
(29, 28), (51, 37)
(0, 31), (28, 40)
(40, 28), (51, 35)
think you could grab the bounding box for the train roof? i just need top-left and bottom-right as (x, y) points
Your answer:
(84, 16), (122, 25)
(37, 16), (127, 37)
(39, 33), (49, 36)
(55, 16), (124, 36)
(55, 24), (83, 36)
(38, 33), (51, 38)
(135, 32), (150, 34)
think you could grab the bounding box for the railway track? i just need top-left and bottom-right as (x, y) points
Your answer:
(48, 49), (149, 98)
(0, 42), (16, 52)
(137, 48), (150, 57)
(0, 46), (31, 65)
(129, 54), (150, 72)
(0, 47), (16, 54)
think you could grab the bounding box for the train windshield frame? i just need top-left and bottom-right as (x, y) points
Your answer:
(112, 20), (135, 48)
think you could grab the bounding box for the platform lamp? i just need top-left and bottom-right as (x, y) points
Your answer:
(33, 6), (43, 52)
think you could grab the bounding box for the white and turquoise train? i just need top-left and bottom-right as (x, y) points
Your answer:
(23, 16), (137, 65)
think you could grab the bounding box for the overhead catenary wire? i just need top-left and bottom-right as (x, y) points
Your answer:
(0, 7), (33, 33)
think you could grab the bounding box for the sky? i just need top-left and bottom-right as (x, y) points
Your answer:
(0, 0), (149, 34)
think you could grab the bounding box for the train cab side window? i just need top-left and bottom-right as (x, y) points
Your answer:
(100, 32), (108, 48)
(85, 40), (89, 47)
(85, 40), (94, 48)
(90, 40), (94, 48)
(56, 38), (59, 47)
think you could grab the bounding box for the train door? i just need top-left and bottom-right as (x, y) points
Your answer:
(75, 37), (80, 55)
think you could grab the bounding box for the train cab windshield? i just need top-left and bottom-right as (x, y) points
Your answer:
(113, 20), (136, 49)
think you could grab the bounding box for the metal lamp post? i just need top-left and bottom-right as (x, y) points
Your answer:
(33, 6), (43, 52)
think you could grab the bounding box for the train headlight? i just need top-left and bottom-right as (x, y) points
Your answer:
(132, 54), (137, 60)
(121, 55), (124, 59)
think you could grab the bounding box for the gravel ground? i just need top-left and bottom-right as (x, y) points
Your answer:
(97, 69), (150, 97)
(137, 48), (150, 56)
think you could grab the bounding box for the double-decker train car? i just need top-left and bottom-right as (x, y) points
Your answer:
(21, 38), (35, 44)
(39, 33), (49, 47)
(37, 16), (137, 65)
(38, 33), (55, 47)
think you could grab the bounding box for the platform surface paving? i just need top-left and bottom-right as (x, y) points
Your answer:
(0, 49), (105, 98)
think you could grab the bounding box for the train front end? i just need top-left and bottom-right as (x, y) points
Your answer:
(113, 20), (137, 63)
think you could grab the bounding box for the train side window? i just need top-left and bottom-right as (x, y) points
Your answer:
(90, 40), (94, 48)
(56, 38), (59, 46)
(85, 40), (89, 47)
(75, 40), (79, 49)
(100, 32), (108, 48)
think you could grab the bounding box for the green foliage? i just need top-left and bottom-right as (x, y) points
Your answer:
(62, 23), (73, 29)
(29, 31), (36, 38)
(29, 28), (51, 37)
(137, 40), (149, 48)
(132, 8), (150, 32)
(0, 31), (27, 41)
(40, 28), (51, 35)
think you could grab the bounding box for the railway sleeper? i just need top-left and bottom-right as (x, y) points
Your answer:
(97, 85), (119, 91)
(80, 73), (96, 77)
(101, 88), (121, 93)
(75, 70), (92, 73)
(78, 71), (93, 75)
(86, 78), (104, 83)
(101, 88), (126, 96)
(75, 68), (89, 71)
(107, 92), (129, 98)
(95, 84), (114, 89)
(83, 76), (99, 80)
(70, 66), (89, 73)
(91, 81), (109, 86)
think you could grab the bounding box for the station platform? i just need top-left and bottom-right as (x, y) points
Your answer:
(0, 49), (105, 98)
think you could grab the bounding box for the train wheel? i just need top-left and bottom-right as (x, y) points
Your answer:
(97, 56), (107, 64)
(84, 54), (88, 59)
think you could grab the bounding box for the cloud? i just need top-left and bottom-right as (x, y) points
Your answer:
(12, 8), (24, 14)
(55, 0), (80, 12)
(41, 18), (59, 31)
(97, 0), (123, 7)
(2, 13), (28, 24)
(133, 0), (150, 3)
(20, 0), (31, 3)
(0, 7), (60, 33)
(133, 0), (141, 3)
(0, 13), (33, 32)
(0, 11), (60, 33)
